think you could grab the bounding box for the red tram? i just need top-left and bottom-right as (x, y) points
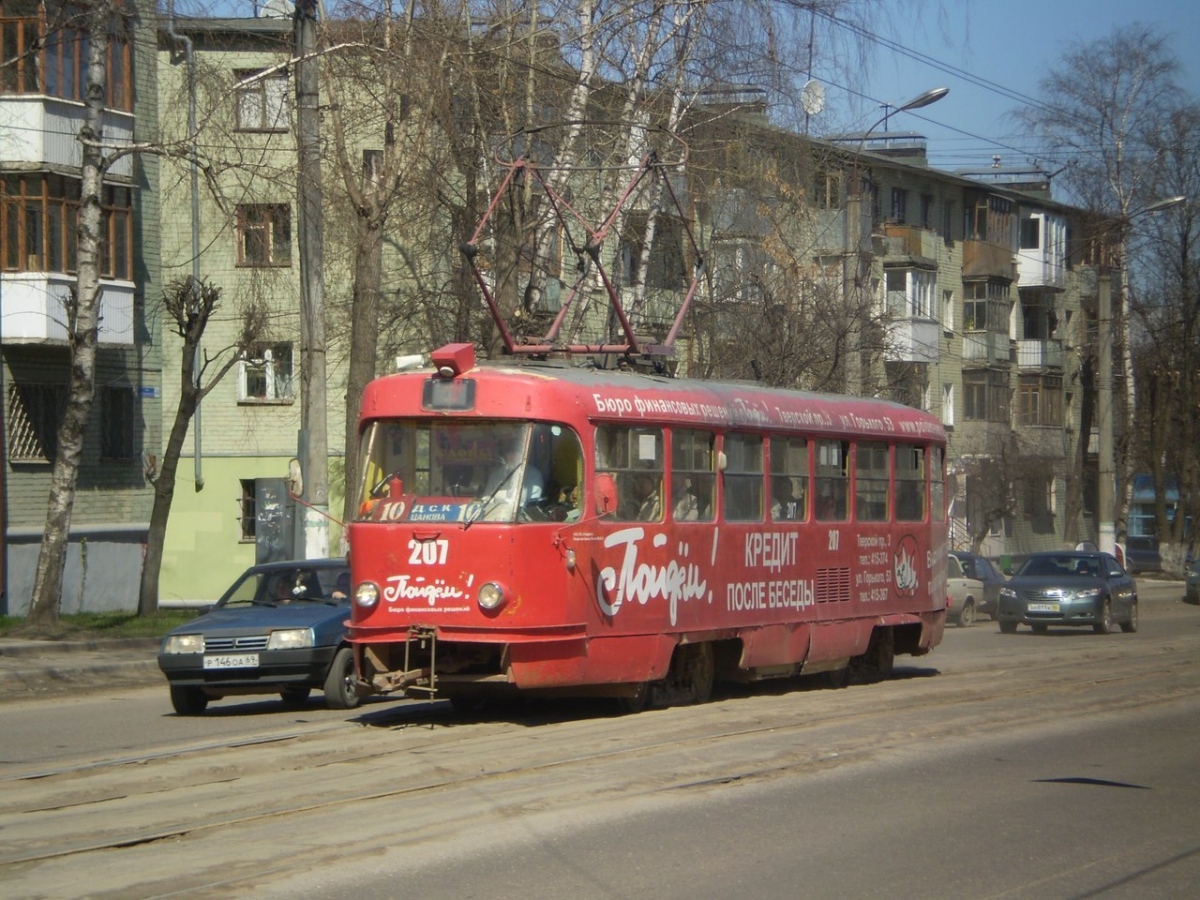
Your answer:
(347, 343), (947, 709)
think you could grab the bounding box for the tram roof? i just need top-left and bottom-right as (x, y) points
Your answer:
(362, 358), (945, 444)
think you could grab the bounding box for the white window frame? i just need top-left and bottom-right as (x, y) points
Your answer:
(235, 69), (290, 132)
(239, 342), (295, 403)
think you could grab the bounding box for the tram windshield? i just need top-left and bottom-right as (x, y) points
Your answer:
(355, 420), (585, 524)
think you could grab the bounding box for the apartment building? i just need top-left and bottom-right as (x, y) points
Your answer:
(0, 0), (161, 614)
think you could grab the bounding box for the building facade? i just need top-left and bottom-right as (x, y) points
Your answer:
(0, 0), (161, 614)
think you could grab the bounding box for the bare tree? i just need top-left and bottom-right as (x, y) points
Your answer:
(25, 2), (121, 624)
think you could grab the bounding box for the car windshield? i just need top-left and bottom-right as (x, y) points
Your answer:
(219, 566), (349, 607)
(355, 419), (584, 524)
(1019, 555), (1100, 578)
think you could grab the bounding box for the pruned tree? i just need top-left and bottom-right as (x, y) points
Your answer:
(138, 278), (270, 615)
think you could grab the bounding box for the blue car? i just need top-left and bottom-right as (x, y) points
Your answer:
(997, 551), (1138, 635)
(158, 559), (357, 715)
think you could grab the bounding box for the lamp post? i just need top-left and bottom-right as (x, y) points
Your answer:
(843, 87), (948, 393)
(1095, 195), (1185, 557)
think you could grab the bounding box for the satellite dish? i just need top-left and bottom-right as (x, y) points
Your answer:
(800, 79), (825, 116)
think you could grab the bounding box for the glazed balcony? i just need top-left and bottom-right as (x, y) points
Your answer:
(962, 239), (1017, 282)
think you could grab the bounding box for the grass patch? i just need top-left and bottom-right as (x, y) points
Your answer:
(0, 610), (201, 641)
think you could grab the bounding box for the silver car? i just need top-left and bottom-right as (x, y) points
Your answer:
(997, 551), (1137, 635)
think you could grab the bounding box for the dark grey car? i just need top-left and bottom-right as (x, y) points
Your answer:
(949, 551), (1005, 619)
(157, 559), (357, 715)
(997, 551), (1137, 635)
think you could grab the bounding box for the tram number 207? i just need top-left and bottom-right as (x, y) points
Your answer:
(409, 538), (450, 565)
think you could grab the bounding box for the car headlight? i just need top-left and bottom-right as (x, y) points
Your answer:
(355, 582), (380, 609)
(1073, 587), (1103, 600)
(999, 587), (1018, 600)
(163, 633), (205, 654)
(478, 582), (506, 611)
(267, 628), (314, 650)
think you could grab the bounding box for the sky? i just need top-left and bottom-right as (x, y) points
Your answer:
(833, 0), (1200, 172)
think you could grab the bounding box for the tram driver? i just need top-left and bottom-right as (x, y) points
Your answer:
(483, 438), (545, 508)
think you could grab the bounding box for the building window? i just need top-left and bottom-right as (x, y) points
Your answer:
(890, 187), (908, 223)
(886, 268), (936, 318)
(963, 369), (1010, 423)
(942, 382), (955, 428)
(812, 168), (843, 210)
(234, 68), (290, 132)
(2, 5), (133, 110)
(1018, 374), (1063, 426)
(239, 342), (294, 403)
(236, 204), (291, 267)
(240, 479), (256, 541)
(100, 385), (135, 460)
(1020, 216), (1041, 250)
(620, 213), (684, 290)
(962, 281), (1010, 332)
(1, 175), (133, 277)
(941, 200), (954, 242)
(6, 381), (66, 462)
(942, 289), (955, 332)
(920, 194), (934, 229)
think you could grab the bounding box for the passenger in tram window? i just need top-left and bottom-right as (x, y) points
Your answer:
(672, 478), (699, 521)
(620, 472), (662, 521)
(770, 476), (801, 521)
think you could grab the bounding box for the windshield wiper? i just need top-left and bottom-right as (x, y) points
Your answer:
(464, 467), (518, 530)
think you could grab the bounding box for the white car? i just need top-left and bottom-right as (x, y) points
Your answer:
(946, 555), (986, 627)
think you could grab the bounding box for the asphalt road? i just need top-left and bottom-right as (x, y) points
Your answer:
(0, 581), (1195, 899)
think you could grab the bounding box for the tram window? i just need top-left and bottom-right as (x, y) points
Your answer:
(855, 442), (889, 522)
(723, 433), (763, 522)
(931, 445), (946, 523)
(769, 436), (808, 521)
(671, 429), (715, 521)
(596, 425), (664, 522)
(895, 443), (926, 522)
(815, 439), (849, 521)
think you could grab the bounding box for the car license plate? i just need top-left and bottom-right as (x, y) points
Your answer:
(1027, 602), (1059, 613)
(203, 653), (259, 670)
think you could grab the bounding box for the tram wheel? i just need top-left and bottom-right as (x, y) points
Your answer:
(851, 628), (894, 683)
(686, 643), (715, 704)
(617, 681), (656, 714)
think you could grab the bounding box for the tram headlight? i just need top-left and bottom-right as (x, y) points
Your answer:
(355, 582), (380, 609)
(478, 582), (506, 611)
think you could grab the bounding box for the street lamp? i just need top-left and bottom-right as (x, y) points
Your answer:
(1096, 194), (1186, 557)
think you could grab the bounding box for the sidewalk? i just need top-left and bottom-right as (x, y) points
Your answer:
(0, 638), (161, 702)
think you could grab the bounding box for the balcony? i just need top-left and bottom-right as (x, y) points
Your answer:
(882, 223), (940, 265)
(1017, 338), (1063, 369)
(962, 331), (1012, 366)
(0, 95), (134, 178)
(885, 317), (940, 364)
(0, 274), (134, 345)
(1016, 247), (1066, 290)
(962, 239), (1017, 281)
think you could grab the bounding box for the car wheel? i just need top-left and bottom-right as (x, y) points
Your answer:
(1093, 599), (1113, 635)
(170, 685), (208, 716)
(1120, 600), (1139, 633)
(957, 598), (976, 628)
(280, 687), (312, 708)
(999, 621), (1018, 634)
(323, 647), (362, 710)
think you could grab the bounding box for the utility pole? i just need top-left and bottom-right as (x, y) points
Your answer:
(1096, 271), (1116, 556)
(294, 0), (329, 559)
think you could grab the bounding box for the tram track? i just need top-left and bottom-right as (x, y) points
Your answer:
(1, 632), (1195, 900)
